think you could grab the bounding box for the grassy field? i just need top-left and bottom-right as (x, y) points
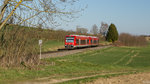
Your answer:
(0, 43), (150, 83)
(42, 40), (64, 52)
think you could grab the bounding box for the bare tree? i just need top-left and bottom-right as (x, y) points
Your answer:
(0, 0), (9, 22)
(90, 24), (98, 35)
(100, 22), (109, 36)
(0, 0), (85, 67)
(0, 0), (84, 29)
(76, 26), (88, 34)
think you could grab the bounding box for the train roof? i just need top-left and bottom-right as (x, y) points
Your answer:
(66, 35), (98, 39)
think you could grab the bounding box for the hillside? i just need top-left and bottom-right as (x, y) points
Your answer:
(0, 25), (102, 52)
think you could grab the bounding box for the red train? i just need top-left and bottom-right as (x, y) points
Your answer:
(65, 35), (99, 49)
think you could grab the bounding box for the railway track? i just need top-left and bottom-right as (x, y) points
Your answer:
(40, 45), (111, 59)
(41, 46), (95, 54)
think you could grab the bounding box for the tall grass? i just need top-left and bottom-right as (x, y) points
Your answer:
(0, 25), (39, 67)
(119, 33), (148, 46)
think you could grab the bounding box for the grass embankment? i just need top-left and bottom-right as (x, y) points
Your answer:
(0, 43), (150, 83)
(42, 40), (64, 52)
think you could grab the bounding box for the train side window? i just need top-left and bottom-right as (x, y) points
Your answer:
(87, 40), (89, 44)
(81, 40), (86, 45)
(94, 40), (97, 44)
(76, 39), (79, 45)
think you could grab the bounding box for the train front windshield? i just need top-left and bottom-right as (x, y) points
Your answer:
(66, 37), (74, 43)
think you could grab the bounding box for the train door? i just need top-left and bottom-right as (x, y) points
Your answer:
(79, 39), (81, 45)
(86, 39), (87, 45)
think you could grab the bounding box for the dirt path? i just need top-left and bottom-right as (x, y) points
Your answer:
(14, 72), (130, 84)
(14, 72), (150, 84)
(41, 46), (111, 59)
(87, 72), (150, 84)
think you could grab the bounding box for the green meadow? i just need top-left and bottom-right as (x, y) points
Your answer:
(0, 43), (150, 83)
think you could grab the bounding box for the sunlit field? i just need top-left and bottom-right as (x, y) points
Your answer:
(1, 43), (150, 83)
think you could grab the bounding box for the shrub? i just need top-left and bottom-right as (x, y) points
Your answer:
(119, 33), (148, 46)
(0, 25), (39, 67)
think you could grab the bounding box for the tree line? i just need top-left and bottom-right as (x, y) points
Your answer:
(76, 22), (119, 43)
(76, 22), (109, 36)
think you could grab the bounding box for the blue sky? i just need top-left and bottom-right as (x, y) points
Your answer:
(59, 0), (150, 35)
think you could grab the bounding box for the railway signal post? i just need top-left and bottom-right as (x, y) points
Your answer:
(39, 40), (42, 59)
